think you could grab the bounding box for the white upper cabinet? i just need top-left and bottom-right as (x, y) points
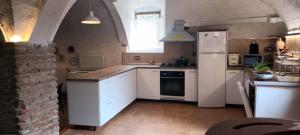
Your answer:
(226, 70), (244, 105)
(137, 69), (160, 100)
(185, 69), (198, 102)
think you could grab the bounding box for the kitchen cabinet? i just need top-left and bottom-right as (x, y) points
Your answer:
(67, 69), (137, 127)
(244, 72), (300, 120)
(226, 70), (244, 105)
(67, 81), (101, 126)
(137, 69), (160, 100)
(244, 73), (250, 96)
(185, 69), (198, 102)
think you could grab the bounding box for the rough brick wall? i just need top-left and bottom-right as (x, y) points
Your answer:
(0, 43), (18, 134)
(0, 43), (59, 135)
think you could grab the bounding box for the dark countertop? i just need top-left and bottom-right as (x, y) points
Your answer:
(67, 65), (197, 81)
(227, 66), (246, 70)
(245, 70), (300, 87)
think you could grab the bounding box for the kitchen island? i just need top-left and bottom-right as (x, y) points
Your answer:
(244, 71), (300, 120)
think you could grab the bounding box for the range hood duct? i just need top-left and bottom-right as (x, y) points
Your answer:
(160, 20), (195, 42)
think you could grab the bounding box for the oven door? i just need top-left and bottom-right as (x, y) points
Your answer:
(160, 72), (185, 97)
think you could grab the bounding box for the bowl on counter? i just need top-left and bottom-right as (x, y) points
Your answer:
(255, 73), (274, 80)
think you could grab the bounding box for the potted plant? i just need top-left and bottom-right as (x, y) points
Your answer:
(253, 62), (273, 80)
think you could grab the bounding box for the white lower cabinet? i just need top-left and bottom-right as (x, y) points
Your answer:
(67, 69), (137, 127)
(185, 69), (198, 102)
(226, 70), (244, 105)
(68, 67), (199, 127)
(137, 69), (160, 100)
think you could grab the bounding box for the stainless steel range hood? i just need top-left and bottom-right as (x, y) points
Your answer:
(160, 20), (195, 42)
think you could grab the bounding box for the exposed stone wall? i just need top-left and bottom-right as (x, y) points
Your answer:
(0, 43), (18, 134)
(0, 43), (59, 135)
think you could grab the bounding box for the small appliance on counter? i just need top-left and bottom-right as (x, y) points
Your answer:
(243, 54), (264, 67)
(249, 40), (259, 54)
(228, 54), (240, 66)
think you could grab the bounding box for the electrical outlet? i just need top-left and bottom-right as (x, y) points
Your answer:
(133, 56), (141, 61)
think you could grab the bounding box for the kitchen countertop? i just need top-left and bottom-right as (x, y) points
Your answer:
(227, 66), (246, 70)
(67, 65), (197, 81)
(245, 70), (300, 87)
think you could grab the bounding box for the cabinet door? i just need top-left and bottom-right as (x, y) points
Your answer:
(226, 70), (244, 105)
(244, 74), (250, 96)
(99, 77), (118, 125)
(128, 69), (137, 102)
(137, 69), (160, 100)
(117, 69), (136, 108)
(185, 69), (198, 102)
(67, 81), (100, 126)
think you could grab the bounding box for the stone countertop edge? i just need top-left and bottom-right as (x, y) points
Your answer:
(66, 65), (197, 82)
(245, 71), (300, 87)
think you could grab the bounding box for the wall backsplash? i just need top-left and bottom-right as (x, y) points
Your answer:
(228, 39), (276, 54)
(123, 42), (197, 65)
(123, 38), (276, 65)
(286, 35), (300, 52)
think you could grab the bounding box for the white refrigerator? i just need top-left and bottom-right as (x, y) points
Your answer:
(198, 31), (227, 107)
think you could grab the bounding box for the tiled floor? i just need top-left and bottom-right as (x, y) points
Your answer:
(62, 100), (245, 135)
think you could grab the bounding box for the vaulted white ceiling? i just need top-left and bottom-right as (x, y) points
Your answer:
(166, 0), (277, 27)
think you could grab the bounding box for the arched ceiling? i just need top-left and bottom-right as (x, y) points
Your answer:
(166, 0), (278, 28)
(1, 0), (300, 43)
(261, 0), (300, 32)
(0, 0), (47, 42)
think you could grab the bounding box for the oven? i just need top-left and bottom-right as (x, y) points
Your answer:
(160, 71), (185, 100)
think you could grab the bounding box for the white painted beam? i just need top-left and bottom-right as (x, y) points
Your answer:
(103, 0), (128, 46)
(29, 0), (77, 44)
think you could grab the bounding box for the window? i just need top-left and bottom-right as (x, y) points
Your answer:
(128, 12), (164, 53)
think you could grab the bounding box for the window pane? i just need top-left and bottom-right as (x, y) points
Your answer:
(128, 14), (164, 53)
